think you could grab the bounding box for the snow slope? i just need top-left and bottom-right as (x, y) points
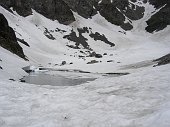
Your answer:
(0, 64), (170, 127)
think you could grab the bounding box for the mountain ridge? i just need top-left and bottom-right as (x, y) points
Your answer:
(0, 0), (169, 32)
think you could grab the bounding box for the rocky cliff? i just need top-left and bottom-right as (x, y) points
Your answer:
(0, 13), (26, 59)
(0, 0), (75, 25)
(0, 0), (169, 31)
(146, 0), (170, 32)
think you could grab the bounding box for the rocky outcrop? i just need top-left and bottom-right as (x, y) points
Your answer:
(0, 0), (32, 16)
(30, 0), (75, 25)
(149, 0), (169, 9)
(154, 53), (170, 66)
(63, 0), (97, 18)
(146, 1), (170, 33)
(0, 0), (75, 25)
(97, 0), (145, 30)
(0, 13), (26, 59)
(64, 0), (145, 30)
(89, 32), (115, 47)
(63, 29), (90, 49)
(1, 0), (169, 32)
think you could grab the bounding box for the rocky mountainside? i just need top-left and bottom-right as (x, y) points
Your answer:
(0, 0), (170, 59)
(0, 13), (26, 59)
(0, 0), (75, 25)
(146, 0), (170, 32)
(0, 0), (169, 31)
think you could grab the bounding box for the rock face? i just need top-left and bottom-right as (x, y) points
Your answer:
(0, 0), (75, 25)
(146, 0), (170, 33)
(63, 0), (97, 18)
(97, 0), (145, 30)
(0, 0), (169, 32)
(30, 0), (75, 25)
(0, 13), (26, 59)
(64, 0), (145, 30)
(0, 0), (32, 16)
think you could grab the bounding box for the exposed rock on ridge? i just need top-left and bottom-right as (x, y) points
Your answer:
(0, 0), (75, 25)
(0, 13), (26, 59)
(146, 0), (170, 33)
(0, 0), (169, 32)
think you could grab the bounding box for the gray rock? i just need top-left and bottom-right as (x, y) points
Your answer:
(30, 0), (75, 25)
(63, 0), (97, 18)
(97, 0), (145, 30)
(61, 61), (66, 65)
(0, 0), (75, 25)
(146, 1), (170, 33)
(0, 13), (26, 60)
(87, 60), (99, 64)
(154, 53), (170, 66)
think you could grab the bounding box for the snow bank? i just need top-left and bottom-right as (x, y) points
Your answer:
(0, 64), (170, 127)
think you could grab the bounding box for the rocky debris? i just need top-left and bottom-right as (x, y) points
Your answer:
(0, 58), (3, 70)
(64, 27), (115, 50)
(0, 0), (75, 25)
(20, 79), (26, 82)
(105, 72), (130, 76)
(78, 55), (85, 58)
(89, 32), (115, 47)
(22, 66), (34, 73)
(66, 45), (80, 49)
(95, 54), (103, 58)
(89, 52), (102, 58)
(118, 31), (126, 35)
(61, 61), (67, 65)
(0, 13), (27, 60)
(146, 1), (170, 33)
(44, 28), (56, 40)
(107, 60), (114, 63)
(55, 28), (66, 33)
(63, 29), (90, 49)
(17, 38), (30, 47)
(9, 79), (15, 81)
(77, 27), (89, 33)
(153, 53), (170, 66)
(87, 60), (99, 64)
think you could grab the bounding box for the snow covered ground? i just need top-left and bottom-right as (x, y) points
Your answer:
(0, 64), (170, 127)
(0, 1), (170, 126)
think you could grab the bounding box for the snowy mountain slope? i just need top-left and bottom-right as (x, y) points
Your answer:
(0, 1), (170, 79)
(0, 1), (170, 127)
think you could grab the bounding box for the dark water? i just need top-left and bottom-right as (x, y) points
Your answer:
(22, 72), (96, 86)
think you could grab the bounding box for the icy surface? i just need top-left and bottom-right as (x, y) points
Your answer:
(0, 65), (170, 127)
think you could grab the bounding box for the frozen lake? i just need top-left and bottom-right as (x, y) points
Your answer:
(21, 71), (96, 86)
